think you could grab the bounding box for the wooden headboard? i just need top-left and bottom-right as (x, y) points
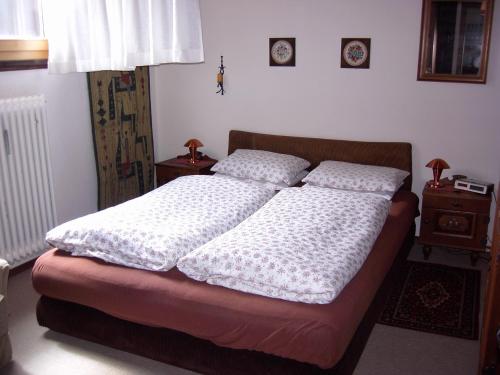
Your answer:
(228, 130), (413, 191)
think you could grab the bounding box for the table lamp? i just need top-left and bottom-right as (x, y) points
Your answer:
(184, 138), (203, 164)
(426, 158), (450, 188)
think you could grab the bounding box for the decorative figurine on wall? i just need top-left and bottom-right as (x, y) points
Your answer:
(216, 56), (225, 95)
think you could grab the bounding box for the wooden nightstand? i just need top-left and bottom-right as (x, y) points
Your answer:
(419, 180), (492, 265)
(155, 156), (217, 187)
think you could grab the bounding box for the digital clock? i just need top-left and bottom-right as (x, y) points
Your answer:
(454, 178), (493, 195)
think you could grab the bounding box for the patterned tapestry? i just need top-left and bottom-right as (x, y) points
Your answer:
(88, 67), (154, 210)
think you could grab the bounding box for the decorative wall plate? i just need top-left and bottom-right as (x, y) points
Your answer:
(269, 38), (295, 66)
(341, 38), (371, 69)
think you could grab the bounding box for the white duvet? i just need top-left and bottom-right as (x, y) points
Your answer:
(177, 186), (390, 304)
(46, 175), (275, 271)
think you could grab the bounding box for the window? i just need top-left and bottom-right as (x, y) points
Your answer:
(1, 0), (204, 73)
(0, 0), (48, 71)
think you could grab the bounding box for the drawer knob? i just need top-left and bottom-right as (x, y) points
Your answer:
(451, 201), (462, 208)
(423, 218), (430, 224)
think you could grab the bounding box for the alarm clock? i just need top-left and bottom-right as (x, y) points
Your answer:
(454, 178), (493, 195)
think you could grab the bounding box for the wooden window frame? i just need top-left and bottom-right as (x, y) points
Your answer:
(0, 39), (48, 71)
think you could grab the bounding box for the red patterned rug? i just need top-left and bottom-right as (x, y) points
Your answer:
(378, 261), (481, 340)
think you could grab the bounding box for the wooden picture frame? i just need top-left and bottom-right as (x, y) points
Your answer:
(417, 0), (494, 84)
(341, 38), (371, 69)
(269, 38), (296, 67)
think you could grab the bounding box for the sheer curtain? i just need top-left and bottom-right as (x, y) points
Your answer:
(42, 0), (204, 73)
(0, 0), (43, 38)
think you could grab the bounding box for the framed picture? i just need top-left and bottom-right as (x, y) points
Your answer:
(269, 38), (295, 66)
(341, 38), (370, 69)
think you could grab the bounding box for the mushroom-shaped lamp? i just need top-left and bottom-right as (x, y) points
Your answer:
(425, 158), (450, 188)
(184, 138), (203, 164)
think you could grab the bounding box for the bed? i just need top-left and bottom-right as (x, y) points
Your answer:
(33, 130), (418, 375)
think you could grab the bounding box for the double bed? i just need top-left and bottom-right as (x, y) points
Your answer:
(32, 130), (418, 374)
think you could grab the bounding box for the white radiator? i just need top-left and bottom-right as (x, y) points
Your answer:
(0, 95), (56, 267)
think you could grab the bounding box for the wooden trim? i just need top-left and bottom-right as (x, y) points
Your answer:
(0, 59), (47, 71)
(0, 39), (48, 71)
(0, 40), (48, 60)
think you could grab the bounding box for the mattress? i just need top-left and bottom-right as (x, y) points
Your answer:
(32, 191), (418, 369)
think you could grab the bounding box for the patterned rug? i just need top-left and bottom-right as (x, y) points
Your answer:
(378, 261), (481, 340)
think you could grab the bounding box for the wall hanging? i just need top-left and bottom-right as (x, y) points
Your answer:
(216, 56), (225, 95)
(341, 38), (371, 69)
(88, 67), (154, 210)
(269, 38), (295, 66)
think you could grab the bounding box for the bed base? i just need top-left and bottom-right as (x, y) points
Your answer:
(36, 224), (415, 375)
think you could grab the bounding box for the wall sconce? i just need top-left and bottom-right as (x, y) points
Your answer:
(184, 138), (203, 164)
(426, 158), (450, 188)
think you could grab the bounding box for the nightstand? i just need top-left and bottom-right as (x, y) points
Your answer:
(419, 180), (492, 265)
(155, 157), (217, 187)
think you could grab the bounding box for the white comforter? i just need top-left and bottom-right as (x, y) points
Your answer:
(177, 186), (390, 304)
(46, 175), (275, 271)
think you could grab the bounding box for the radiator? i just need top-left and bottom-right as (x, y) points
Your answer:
(0, 95), (56, 267)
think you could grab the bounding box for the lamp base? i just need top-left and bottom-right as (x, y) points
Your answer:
(427, 179), (452, 189)
(427, 180), (442, 189)
(189, 147), (198, 164)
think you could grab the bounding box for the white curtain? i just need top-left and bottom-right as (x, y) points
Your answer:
(42, 0), (204, 73)
(0, 0), (43, 38)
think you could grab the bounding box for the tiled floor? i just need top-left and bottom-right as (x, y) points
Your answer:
(3, 244), (487, 375)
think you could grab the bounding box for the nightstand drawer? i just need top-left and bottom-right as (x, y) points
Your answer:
(423, 194), (491, 213)
(420, 208), (488, 250)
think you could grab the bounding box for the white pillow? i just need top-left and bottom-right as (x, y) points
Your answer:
(302, 182), (398, 200)
(267, 169), (309, 190)
(283, 169), (309, 186)
(302, 160), (409, 193)
(215, 169), (308, 191)
(211, 149), (310, 185)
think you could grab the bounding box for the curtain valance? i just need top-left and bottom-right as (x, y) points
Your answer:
(42, 0), (204, 73)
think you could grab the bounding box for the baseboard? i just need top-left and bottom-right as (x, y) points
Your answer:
(9, 258), (37, 278)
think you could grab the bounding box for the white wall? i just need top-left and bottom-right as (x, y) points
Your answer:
(0, 70), (96, 224)
(151, 0), (500, 235)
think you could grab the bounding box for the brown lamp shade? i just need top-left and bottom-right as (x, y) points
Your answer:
(425, 158), (450, 169)
(426, 158), (450, 188)
(184, 139), (203, 148)
(184, 138), (204, 164)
